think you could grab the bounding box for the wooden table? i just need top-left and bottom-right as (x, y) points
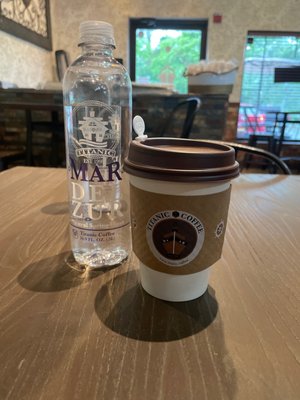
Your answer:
(0, 167), (299, 400)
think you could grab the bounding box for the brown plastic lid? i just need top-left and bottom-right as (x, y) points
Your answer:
(124, 138), (239, 182)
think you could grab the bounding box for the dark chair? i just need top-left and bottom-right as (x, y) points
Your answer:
(0, 125), (26, 171)
(207, 140), (291, 175)
(160, 97), (201, 138)
(0, 147), (26, 170)
(280, 156), (300, 173)
(28, 110), (65, 167)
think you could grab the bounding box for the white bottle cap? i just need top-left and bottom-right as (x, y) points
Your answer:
(79, 20), (116, 48)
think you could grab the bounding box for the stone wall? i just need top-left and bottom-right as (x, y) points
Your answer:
(224, 103), (239, 141)
(133, 94), (229, 140)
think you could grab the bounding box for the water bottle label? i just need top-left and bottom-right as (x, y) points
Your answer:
(65, 100), (129, 231)
(70, 100), (121, 167)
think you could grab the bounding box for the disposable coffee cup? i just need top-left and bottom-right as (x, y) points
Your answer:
(124, 138), (239, 302)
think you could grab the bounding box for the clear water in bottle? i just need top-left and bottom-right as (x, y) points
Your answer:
(63, 21), (132, 269)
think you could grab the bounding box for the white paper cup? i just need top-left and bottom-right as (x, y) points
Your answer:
(124, 138), (239, 302)
(130, 175), (230, 301)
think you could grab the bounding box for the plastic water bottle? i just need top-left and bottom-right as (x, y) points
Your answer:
(63, 21), (132, 269)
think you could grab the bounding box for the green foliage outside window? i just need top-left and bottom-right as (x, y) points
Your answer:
(136, 29), (202, 93)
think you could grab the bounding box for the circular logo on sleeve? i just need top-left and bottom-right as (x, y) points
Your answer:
(146, 210), (205, 266)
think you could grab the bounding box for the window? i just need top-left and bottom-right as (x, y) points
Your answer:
(129, 18), (208, 93)
(238, 31), (300, 139)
